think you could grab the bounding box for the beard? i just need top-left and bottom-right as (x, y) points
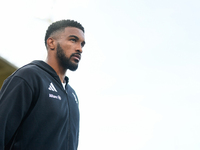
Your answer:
(56, 43), (78, 71)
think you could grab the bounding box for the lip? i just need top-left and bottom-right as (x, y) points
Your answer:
(71, 53), (81, 61)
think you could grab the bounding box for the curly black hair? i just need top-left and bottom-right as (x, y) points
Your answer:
(44, 19), (84, 48)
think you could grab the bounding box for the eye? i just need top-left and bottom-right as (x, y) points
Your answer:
(70, 38), (77, 42)
(81, 42), (85, 47)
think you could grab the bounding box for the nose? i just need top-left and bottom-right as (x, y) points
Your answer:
(76, 44), (83, 53)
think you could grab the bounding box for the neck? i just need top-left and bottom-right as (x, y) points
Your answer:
(46, 56), (67, 83)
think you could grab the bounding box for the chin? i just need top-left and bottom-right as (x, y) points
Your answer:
(69, 67), (78, 71)
(68, 63), (78, 71)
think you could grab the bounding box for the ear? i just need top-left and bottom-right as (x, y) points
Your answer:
(47, 37), (56, 50)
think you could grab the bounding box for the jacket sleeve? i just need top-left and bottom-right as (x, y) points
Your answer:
(0, 76), (33, 149)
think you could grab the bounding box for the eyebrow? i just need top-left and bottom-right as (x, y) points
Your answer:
(69, 35), (79, 39)
(69, 35), (86, 47)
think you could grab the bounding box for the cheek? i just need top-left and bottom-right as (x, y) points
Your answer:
(63, 42), (74, 50)
(64, 47), (74, 57)
(61, 42), (76, 56)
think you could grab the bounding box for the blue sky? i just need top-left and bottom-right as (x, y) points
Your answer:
(0, 0), (200, 149)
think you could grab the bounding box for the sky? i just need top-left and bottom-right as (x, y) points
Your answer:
(0, 0), (200, 149)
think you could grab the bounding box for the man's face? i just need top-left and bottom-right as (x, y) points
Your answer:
(56, 27), (85, 71)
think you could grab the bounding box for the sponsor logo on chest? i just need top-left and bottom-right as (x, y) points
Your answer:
(48, 82), (61, 100)
(47, 82), (78, 103)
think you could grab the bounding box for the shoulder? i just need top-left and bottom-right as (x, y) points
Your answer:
(13, 63), (47, 80)
(16, 64), (42, 76)
(8, 63), (46, 88)
(1, 64), (40, 93)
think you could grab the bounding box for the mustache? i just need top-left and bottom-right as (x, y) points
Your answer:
(70, 53), (81, 59)
(71, 53), (81, 56)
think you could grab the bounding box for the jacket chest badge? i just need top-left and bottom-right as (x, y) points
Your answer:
(72, 93), (78, 104)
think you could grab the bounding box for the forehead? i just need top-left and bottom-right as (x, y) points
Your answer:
(62, 27), (85, 40)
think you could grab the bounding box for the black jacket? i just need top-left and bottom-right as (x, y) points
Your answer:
(0, 60), (80, 150)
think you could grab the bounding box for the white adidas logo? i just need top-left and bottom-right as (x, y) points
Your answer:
(48, 83), (57, 92)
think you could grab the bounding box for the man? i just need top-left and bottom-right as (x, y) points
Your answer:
(0, 19), (85, 150)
